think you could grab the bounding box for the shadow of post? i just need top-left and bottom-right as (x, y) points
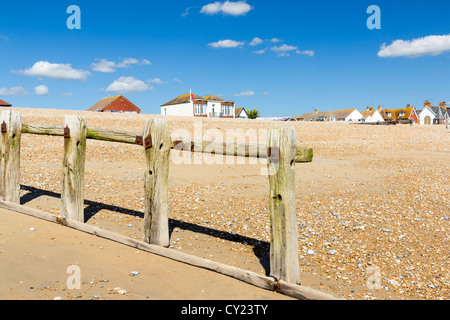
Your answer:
(20, 185), (271, 275)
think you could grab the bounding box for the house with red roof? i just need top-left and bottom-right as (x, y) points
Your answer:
(0, 99), (12, 107)
(87, 95), (141, 114)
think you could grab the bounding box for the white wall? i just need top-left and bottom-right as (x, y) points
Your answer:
(161, 102), (193, 117)
(418, 107), (435, 125)
(346, 109), (363, 121)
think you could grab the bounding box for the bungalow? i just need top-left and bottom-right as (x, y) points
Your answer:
(161, 93), (235, 118)
(360, 108), (385, 123)
(235, 107), (249, 119)
(87, 95), (141, 114)
(0, 99), (12, 107)
(332, 109), (363, 122)
(379, 105), (418, 124)
(423, 100), (447, 124)
(299, 110), (335, 121)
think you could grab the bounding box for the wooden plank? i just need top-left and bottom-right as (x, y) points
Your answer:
(171, 136), (313, 163)
(267, 126), (300, 285)
(0, 110), (22, 203)
(61, 116), (87, 222)
(0, 200), (342, 299)
(21, 124), (313, 162)
(142, 119), (171, 247)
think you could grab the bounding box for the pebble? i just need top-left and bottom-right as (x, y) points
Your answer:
(328, 250), (338, 255)
(307, 249), (315, 255)
(129, 271), (140, 276)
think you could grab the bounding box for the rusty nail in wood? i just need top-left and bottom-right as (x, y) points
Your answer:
(135, 135), (143, 146)
(144, 134), (152, 149)
(1, 121), (6, 133)
(64, 126), (70, 139)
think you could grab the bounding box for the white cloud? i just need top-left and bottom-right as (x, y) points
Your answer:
(270, 44), (314, 57)
(297, 50), (315, 57)
(235, 90), (255, 97)
(92, 58), (151, 73)
(173, 78), (183, 83)
(62, 92), (73, 97)
(271, 44), (299, 57)
(270, 38), (282, 43)
(92, 59), (116, 72)
(0, 35), (9, 41)
(201, 1), (252, 16)
(208, 39), (245, 48)
(105, 76), (153, 93)
(148, 78), (167, 84)
(249, 37), (263, 46)
(0, 86), (28, 96)
(14, 61), (90, 80)
(261, 92), (270, 96)
(378, 34), (450, 58)
(252, 49), (266, 54)
(34, 85), (49, 96)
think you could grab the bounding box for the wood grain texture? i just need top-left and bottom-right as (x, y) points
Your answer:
(0, 110), (22, 203)
(61, 116), (87, 222)
(267, 126), (300, 285)
(142, 119), (171, 247)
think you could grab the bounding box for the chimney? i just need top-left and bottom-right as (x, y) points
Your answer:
(424, 100), (431, 108)
(366, 106), (370, 111)
(378, 105), (382, 110)
(314, 109), (318, 114)
(439, 101), (447, 109)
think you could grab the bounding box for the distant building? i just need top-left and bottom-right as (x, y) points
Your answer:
(332, 109), (363, 122)
(0, 99), (12, 107)
(235, 107), (249, 119)
(161, 93), (235, 118)
(378, 105), (418, 124)
(418, 100), (448, 125)
(87, 95), (141, 114)
(360, 108), (384, 123)
(298, 110), (335, 121)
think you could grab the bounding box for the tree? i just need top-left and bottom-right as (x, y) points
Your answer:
(247, 109), (260, 119)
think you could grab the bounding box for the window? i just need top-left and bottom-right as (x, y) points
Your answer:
(212, 104), (215, 113)
(195, 104), (201, 115)
(201, 105), (206, 115)
(222, 105), (227, 115)
(228, 106), (233, 116)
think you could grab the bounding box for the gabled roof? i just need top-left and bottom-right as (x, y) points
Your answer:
(235, 107), (248, 117)
(87, 95), (141, 113)
(300, 111), (334, 121)
(380, 107), (416, 120)
(0, 99), (12, 107)
(161, 93), (232, 106)
(360, 110), (378, 118)
(332, 109), (358, 119)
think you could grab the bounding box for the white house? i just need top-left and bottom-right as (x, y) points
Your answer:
(161, 93), (235, 118)
(332, 109), (363, 122)
(360, 109), (384, 123)
(417, 106), (436, 125)
(235, 107), (249, 119)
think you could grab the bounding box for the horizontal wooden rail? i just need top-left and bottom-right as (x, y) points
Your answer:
(21, 123), (313, 163)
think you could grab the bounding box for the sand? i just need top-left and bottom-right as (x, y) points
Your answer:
(1, 107), (449, 300)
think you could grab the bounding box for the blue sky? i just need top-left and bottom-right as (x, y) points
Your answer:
(0, 0), (449, 116)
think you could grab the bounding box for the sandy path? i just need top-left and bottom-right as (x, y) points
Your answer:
(0, 208), (292, 300)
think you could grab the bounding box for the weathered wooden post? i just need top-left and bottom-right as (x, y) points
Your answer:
(267, 126), (300, 285)
(142, 118), (171, 247)
(0, 110), (22, 203)
(61, 115), (87, 222)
